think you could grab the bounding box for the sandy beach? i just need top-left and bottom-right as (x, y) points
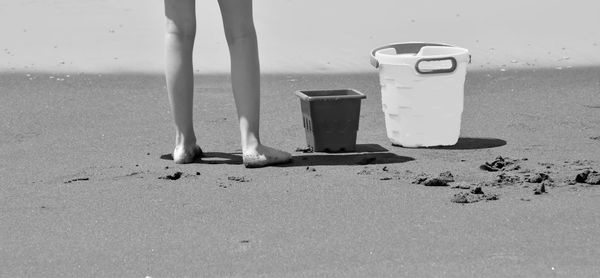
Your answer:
(2, 68), (600, 277)
(1, 0), (599, 73)
(1, 0), (600, 277)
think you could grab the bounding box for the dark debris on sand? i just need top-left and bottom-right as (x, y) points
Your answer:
(576, 171), (590, 183)
(480, 156), (523, 172)
(228, 176), (250, 182)
(378, 168), (406, 181)
(451, 190), (499, 204)
(64, 177), (90, 184)
(357, 168), (373, 175)
(495, 172), (522, 186)
(438, 171), (455, 182)
(414, 171), (454, 186)
(412, 173), (430, 184)
(423, 178), (450, 187)
(470, 186), (484, 194)
(576, 170), (600, 185)
(534, 183), (547, 195)
(477, 181), (497, 187)
(586, 173), (600, 185)
(158, 171), (183, 180)
(525, 172), (552, 183)
(450, 182), (472, 189)
(468, 174), (521, 189)
(450, 157), (599, 200)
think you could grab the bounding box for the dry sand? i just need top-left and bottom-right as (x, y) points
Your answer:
(1, 68), (600, 277)
(1, 0), (600, 73)
(2, 0), (600, 277)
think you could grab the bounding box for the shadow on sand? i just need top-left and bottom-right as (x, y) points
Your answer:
(281, 152), (414, 167)
(281, 144), (414, 167)
(404, 137), (507, 150)
(160, 152), (243, 165)
(160, 144), (414, 167)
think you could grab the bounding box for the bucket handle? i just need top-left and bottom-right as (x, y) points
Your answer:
(415, 57), (457, 74)
(370, 42), (452, 68)
(370, 43), (408, 68)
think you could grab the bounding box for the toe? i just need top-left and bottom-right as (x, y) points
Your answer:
(243, 147), (292, 168)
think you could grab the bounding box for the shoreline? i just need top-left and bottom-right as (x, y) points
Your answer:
(1, 0), (599, 73)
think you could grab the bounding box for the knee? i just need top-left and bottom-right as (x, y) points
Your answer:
(165, 20), (196, 40)
(223, 24), (256, 44)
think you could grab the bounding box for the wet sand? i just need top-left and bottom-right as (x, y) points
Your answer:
(1, 68), (599, 277)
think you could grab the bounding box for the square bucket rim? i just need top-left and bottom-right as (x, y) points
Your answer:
(294, 88), (366, 102)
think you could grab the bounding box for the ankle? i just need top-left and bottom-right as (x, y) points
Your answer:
(175, 132), (197, 149)
(241, 136), (261, 153)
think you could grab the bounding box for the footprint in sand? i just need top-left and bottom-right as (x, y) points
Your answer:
(217, 175), (251, 188)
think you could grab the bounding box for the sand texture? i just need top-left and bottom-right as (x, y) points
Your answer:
(2, 0), (600, 276)
(1, 67), (600, 277)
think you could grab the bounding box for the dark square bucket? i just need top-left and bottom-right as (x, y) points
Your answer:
(295, 89), (366, 152)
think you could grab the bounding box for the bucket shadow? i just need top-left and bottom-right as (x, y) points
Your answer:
(354, 144), (390, 153)
(406, 137), (507, 150)
(280, 153), (414, 167)
(296, 144), (389, 153)
(282, 143), (413, 167)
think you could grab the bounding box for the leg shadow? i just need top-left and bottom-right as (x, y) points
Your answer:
(160, 152), (243, 165)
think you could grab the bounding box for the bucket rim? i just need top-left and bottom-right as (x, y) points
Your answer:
(294, 88), (366, 102)
(370, 42), (470, 68)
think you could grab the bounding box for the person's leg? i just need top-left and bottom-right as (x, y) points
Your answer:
(164, 0), (202, 163)
(218, 0), (291, 167)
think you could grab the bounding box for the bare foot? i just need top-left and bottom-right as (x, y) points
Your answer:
(173, 145), (203, 164)
(243, 145), (292, 168)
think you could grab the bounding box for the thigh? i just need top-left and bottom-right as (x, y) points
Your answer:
(217, 0), (254, 35)
(164, 0), (196, 34)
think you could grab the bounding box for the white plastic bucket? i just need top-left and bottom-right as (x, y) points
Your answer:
(370, 42), (470, 147)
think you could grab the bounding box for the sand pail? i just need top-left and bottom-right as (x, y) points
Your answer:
(370, 42), (470, 147)
(295, 89), (366, 152)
